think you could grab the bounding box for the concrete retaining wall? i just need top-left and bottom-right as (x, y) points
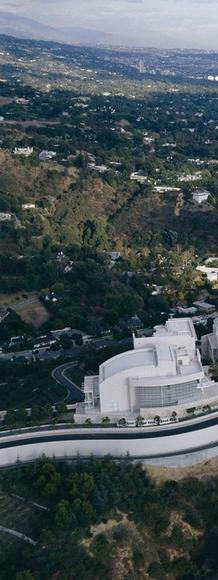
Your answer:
(0, 420), (218, 467)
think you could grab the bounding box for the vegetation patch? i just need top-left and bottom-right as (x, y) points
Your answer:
(0, 457), (217, 579)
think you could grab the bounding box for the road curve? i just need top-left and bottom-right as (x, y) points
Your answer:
(0, 415), (217, 466)
(52, 362), (84, 403)
(1, 413), (218, 448)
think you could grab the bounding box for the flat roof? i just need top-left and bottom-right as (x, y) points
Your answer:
(179, 360), (202, 376)
(156, 343), (174, 363)
(194, 301), (215, 309)
(154, 318), (196, 338)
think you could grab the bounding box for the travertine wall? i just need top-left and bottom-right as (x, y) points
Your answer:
(0, 420), (217, 467)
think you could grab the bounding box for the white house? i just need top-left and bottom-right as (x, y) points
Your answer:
(193, 301), (216, 314)
(15, 98), (29, 105)
(39, 150), (57, 161)
(130, 171), (150, 184)
(22, 203), (36, 211)
(107, 252), (121, 261)
(197, 258), (218, 284)
(178, 173), (202, 183)
(192, 189), (210, 204)
(197, 266), (218, 283)
(153, 186), (181, 193)
(14, 147), (33, 157)
(0, 213), (12, 222)
(83, 318), (217, 420)
(88, 163), (108, 173)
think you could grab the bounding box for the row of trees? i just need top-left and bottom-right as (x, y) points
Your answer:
(3, 402), (68, 429)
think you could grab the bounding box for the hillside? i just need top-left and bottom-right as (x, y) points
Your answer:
(0, 35), (217, 335)
(0, 456), (218, 579)
(1, 149), (218, 256)
(0, 12), (114, 45)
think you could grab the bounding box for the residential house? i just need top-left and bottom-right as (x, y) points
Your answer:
(0, 213), (12, 222)
(192, 189), (210, 204)
(14, 147), (33, 156)
(193, 301), (216, 314)
(39, 150), (57, 161)
(22, 203), (36, 211)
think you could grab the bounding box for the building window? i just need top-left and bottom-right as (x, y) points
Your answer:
(134, 381), (198, 408)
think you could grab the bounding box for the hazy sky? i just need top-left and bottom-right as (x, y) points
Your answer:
(2, 0), (218, 49)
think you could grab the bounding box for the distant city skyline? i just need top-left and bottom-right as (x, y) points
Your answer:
(1, 0), (218, 49)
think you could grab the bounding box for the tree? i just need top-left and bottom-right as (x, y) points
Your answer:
(148, 562), (163, 579)
(172, 557), (197, 577)
(34, 461), (61, 498)
(4, 409), (17, 428)
(60, 335), (73, 349)
(55, 402), (67, 416)
(180, 477), (203, 499)
(92, 533), (115, 577)
(202, 404), (211, 414)
(186, 407), (196, 417)
(154, 415), (161, 425)
(31, 405), (45, 422)
(16, 573), (35, 580)
(44, 405), (53, 420)
(85, 418), (92, 426)
(210, 361), (218, 381)
(136, 415), (144, 426)
(101, 416), (110, 424)
(170, 525), (185, 548)
(117, 418), (126, 426)
(55, 500), (70, 528)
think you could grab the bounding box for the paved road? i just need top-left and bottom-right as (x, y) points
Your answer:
(0, 346), (81, 363)
(52, 362), (84, 403)
(0, 414), (218, 461)
(1, 413), (218, 445)
(0, 337), (132, 363)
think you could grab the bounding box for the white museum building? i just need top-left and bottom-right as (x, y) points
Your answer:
(82, 318), (218, 420)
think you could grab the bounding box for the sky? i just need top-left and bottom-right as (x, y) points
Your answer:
(1, 0), (218, 49)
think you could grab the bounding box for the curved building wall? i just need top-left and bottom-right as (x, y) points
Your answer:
(100, 370), (202, 413)
(134, 380), (199, 408)
(0, 418), (218, 467)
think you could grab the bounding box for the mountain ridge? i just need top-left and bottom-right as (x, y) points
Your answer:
(0, 11), (115, 45)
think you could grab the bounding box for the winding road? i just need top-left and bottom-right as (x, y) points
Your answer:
(1, 413), (218, 448)
(52, 362), (84, 403)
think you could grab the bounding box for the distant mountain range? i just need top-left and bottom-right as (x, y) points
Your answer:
(0, 12), (115, 45)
